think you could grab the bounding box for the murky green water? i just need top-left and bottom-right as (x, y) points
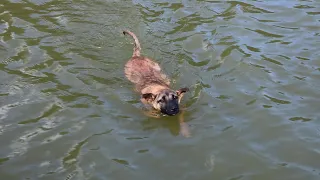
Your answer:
(1, 0), (320, 179)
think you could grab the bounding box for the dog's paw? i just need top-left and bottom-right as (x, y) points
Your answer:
(143, 109), (161, 118)
(180, 122), (191, 138)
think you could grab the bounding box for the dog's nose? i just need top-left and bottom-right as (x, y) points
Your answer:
(171, 107), (178, 112)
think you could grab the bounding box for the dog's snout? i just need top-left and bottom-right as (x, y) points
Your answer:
(164, 106), (179, 116)
(171, 107), (178, 112)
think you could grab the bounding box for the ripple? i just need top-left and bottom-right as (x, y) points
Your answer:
(266, 39), (291, 45)
(263, 105), (273, 109)
(18, 104), (62, 124)
(137, 149), (149, 153)
(294, 5), (315, 9)
(139, 5), (164, 23)
(62, 130), (112, 168)
(220, 45), (240, 58)
(296, 56), (310, 61)
(289, 117), (312, 122)
(126, 137), (148, 140)
(261, 55), (283, 66)
(228, 1), (274, 13)
(186, 58), (211, 67)
(273, 25), (300, 30)
(246, 28), (284, 38)
(0, 157), (10, 165)
(112, 158), (129, 166)
(251, 16), (278, 23)
(264, 95), (291, 105)
(63, 138), (89, 167)
(246, 99), (257, 105)
(245, 45), (261, 53)
(216, 95), (231, 100)
(306, 11), (320, 15)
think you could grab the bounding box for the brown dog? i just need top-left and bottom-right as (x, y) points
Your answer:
(123, 30), (189, 116)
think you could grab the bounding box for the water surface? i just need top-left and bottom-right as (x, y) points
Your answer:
(1, 0), (320, 179)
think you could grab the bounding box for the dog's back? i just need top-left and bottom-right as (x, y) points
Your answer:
(123, 31), (170, 92)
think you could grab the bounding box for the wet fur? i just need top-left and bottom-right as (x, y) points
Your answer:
(123, 30), (188, 116)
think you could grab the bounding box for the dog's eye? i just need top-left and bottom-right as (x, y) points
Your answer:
(157, 96), (166, 103)
(157, 99), (163, 103)
(172, 95), (177, 99)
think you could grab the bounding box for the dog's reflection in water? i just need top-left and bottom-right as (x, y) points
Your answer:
(143, 108), (190, 138)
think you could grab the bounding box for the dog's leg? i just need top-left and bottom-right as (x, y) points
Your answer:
(143, 109), (161, 118)
(140, 98), (161, 118)
(179, 109), (191, 137)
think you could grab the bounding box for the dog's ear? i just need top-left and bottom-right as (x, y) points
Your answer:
(142, 93), (156, 102)
(176, 87), (189, 96)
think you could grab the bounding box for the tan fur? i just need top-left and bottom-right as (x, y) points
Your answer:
(123, 30), (188, 115)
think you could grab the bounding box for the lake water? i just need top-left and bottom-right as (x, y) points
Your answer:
(1, 0), (320, 179)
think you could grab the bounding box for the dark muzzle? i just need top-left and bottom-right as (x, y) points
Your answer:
(161, 102), (179, 116)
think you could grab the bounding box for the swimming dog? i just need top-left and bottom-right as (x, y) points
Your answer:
(123, 30), (189, 116)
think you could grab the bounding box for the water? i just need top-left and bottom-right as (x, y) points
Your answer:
(1, 0), (320, 179)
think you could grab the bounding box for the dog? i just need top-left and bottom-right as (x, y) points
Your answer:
(123, 30), (189, 116)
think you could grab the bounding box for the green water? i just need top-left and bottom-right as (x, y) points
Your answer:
(0, 0), (320, 179)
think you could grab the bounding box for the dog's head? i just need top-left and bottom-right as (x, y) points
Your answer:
(142, 88), (189, 116)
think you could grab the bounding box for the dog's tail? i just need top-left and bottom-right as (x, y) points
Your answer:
(123, 30), (141, 57)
